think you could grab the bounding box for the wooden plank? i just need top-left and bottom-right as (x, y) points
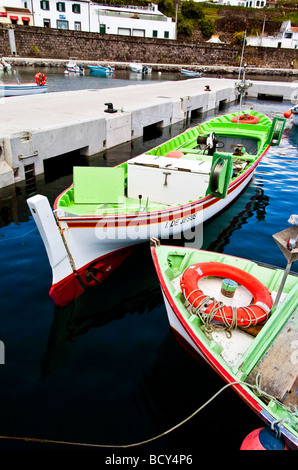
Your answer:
(246, 309), (298, 401)
(282, 376), (298, 409)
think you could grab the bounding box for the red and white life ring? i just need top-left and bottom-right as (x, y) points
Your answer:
(180, 262), (272, 327)
(231, 114), (259, 124)
(35, 73), (47, 86)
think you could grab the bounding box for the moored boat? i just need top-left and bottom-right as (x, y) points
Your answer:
(0, 73), (48, 97)
(88, 65), (115, 74)
(181, 68), (203, 78)
(150, 219), (298, 450)
(284, 105), (298, 126)
(0, 58), (12, 72)
(65, 58), (84, 74)
(129, 63), (152, 74)
(27, 107), (286, 307)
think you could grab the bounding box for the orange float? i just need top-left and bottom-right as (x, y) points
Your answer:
(166, 150), (184, 158)
(35, 73), (47, 86)
(180, 262), (272, 327)
(231, 114), (259, 124)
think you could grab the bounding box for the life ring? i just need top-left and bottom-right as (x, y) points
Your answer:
(35, 73), (46, 86)
(166, 150), (184, 159)
(231, 114), (259, 124)
(180, 262), (272, 327)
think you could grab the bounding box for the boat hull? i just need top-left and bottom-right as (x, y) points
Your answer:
(151, 244), (298, 450)
(28, 165), (255, 306)
(0, 83), (48, 97)
(28, 109), (286, 306)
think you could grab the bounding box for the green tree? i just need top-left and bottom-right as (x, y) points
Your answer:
(177, 18), (194, 36)
(232, 31), (247, 45)
(180, 0), (204, 21)
(158, 0), (176, 18)
(199, 18), (214, 38)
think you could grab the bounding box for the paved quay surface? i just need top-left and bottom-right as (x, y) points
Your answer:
(0, 77), (234, 134)
(0, 76), (296, 189)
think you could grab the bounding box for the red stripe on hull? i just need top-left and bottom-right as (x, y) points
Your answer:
(49, 245), (136, 306)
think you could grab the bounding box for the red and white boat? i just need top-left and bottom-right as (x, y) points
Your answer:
(27, 110), (286, 307)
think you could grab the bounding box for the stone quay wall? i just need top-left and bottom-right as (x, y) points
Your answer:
(0, 24), (297, 69)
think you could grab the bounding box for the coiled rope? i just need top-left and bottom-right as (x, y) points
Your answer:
(0, 374), (296, 448)
(185, 289), (270, 339)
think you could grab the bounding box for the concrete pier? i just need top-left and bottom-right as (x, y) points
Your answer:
(0, 77), (297, 189)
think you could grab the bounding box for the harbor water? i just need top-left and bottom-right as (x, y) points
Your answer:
(0, 69), (297, 458)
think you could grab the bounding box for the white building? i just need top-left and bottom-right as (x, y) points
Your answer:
(246, 21), (298, 49)
(216, 0), (266, 7)
(0, 1), (175, 39)
(22, 0), (90, 30)
(90, 3), (176, 39)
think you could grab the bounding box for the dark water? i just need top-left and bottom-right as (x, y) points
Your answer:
(1, 65), (296, 94)
(0, 90), (297, 459)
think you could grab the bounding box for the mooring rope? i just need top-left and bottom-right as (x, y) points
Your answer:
(0, 374), (296, 448)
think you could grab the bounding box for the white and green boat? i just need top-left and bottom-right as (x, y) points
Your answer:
(151, 222), (298, 450)
(27, 110), (286, 307)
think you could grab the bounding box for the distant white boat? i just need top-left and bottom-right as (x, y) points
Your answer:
(129, 63), (152, 74)
(65, 58), (84, 75)
(0, 73), (48, 97)
(181, 68), (203, 78)
(284, 104), (298, 126)
(0, 58), (12, 72)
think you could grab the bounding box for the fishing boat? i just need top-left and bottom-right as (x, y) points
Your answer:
(181, 68), (203, 78)
(0, 58), (12, 72)
(284, 105), (298, 126)
(129, 63), (152, 74)
(0, 73), (48, 97)
(65, 58), (84, 74)
(27, 106), (286, 307)
(88, 65), (115, 74)
(150, 218), (298, 450)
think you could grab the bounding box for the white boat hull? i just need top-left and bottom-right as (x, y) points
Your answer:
(0, 83), (47, 97)
(28, 168), (254, 306)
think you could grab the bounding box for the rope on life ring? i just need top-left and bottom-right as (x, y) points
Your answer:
(231, 114), (259, 124)
(35, 73), (46, 86)
(180, 262), (272, 329)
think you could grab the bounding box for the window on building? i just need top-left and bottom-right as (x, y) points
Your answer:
(284, 32), (293, 39)
(40, 0), (49, 10)
(72, 4), (81, 14)
(57, 2), (65, 12)
(44, 19), (50, 27)
(74, 21), (81, 31)
(164, 31), (169, 39)
(57, 19), (68, 29)
(100, 24), (106, 34)
(153, 30), (158, 38)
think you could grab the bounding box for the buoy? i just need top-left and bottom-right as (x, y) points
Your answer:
(284, 110), (292, 118)
(240, 427), (289, 450)
(166, 150), (184, 159)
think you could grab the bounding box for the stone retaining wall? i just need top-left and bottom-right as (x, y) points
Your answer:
(0, 24), (297, 69)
